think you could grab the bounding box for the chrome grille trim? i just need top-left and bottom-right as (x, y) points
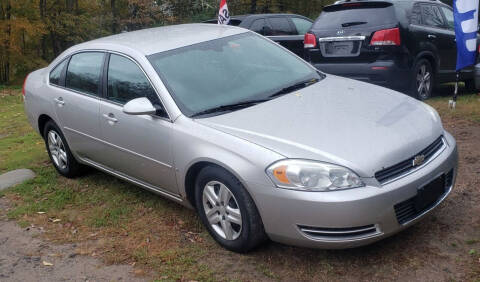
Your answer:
(375, 136), (446, 185)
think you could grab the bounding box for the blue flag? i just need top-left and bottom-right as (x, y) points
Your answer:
(454, 0), (479, 71)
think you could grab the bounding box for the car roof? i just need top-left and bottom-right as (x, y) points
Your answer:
(76, 24), (248, 56)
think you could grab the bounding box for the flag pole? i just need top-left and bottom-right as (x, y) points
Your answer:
(450, 72), (459, 109)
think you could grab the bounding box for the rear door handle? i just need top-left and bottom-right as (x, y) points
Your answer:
(427, 34), (437, 39)
(54, 97), (65, 106)
(103, 113), (118, 123)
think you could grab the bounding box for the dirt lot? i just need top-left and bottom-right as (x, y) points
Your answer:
(0, 87), (479, 281)
(0, 198), (144, 282)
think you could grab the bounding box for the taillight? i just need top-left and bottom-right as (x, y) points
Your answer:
(22, 74), (28, 99)
(370, 28), (401, 46)
(304, 33), (317, 48)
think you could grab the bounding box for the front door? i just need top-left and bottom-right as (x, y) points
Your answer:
(97, 53), (177, 194)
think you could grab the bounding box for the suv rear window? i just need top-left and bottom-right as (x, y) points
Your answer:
(313, 2), (396, 30)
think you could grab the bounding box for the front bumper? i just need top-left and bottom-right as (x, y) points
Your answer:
(248, 132), (458, 249)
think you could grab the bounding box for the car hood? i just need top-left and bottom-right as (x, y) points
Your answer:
(195, 75), (444, 177)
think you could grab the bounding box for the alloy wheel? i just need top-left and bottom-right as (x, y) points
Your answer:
(416, 63), (432, 100)
(202, 181), (242, 240)
(47, 130), (68, 170)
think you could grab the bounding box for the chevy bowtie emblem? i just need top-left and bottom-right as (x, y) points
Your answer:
(413, 155), (426, 167)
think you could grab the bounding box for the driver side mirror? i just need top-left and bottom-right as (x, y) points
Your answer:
(123, 97), (157, 116)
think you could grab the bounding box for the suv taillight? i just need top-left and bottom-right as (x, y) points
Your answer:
(22, 75), (28, 99)
(370, 28), (401, 46)
(304, 33), (317, 48)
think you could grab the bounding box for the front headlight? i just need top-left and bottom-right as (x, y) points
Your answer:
(266, 160), (364, 192)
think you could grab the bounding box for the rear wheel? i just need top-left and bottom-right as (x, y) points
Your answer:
(412, 59), (434, 100)
(43, 121), (84, 178)
(195, 166), (267, 253)
(464, 79), (478, 91)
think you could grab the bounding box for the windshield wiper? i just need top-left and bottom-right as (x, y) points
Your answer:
(269, 78), (320, 98)
(191, 99), (269, 118)
(341, 21), (367, 27)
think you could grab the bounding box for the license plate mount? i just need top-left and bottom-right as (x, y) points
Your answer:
(414, 175), (446, 212)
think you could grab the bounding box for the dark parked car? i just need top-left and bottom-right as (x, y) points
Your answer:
(304, 0), (478, 100)
(204, 14), (313, 57)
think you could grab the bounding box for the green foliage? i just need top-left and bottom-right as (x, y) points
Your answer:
(0, 0), (337, 84)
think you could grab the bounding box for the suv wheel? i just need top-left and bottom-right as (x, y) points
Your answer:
(43, 121), (84, 178)
(195, 166), (267, 253)
(412, 59), (434, 100)
(464, 79), (478, 91)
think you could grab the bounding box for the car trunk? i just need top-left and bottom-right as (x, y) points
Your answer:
(308, 1), (400, 64)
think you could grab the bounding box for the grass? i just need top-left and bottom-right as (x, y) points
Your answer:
(426, 86), (480, 123)
(1, 86), (479, 281)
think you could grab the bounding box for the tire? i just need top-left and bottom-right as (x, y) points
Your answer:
(464, 79), (477, 92)
(43, 120), (84, 178)
(411, 59), (434, 100)
(195, 166), (267, 253)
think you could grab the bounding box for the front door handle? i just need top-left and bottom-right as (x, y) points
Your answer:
(54, 97), (65, 106)
(103, 113), (118, 123)
(427, 34), (437, 39)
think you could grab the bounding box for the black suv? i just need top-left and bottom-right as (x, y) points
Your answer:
(204, 14), (313, 57)
(304, 0), (477, 100)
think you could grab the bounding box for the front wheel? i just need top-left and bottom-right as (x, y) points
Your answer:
(195, 166), (267, 253)
(411, 59), (434, 100)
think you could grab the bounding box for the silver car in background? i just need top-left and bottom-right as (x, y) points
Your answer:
(23, 24), (458, 252)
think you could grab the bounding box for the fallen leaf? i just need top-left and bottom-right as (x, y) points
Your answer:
(42, 261), (53, 266)
(52, 219), (61, 223)
(134, 269), (145, 276)
(37, 212), (46, 214)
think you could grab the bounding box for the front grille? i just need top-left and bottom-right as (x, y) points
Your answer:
(375, 136), (445, 184)
(298, 224), (379, 241)
(394, 169), (453, 225)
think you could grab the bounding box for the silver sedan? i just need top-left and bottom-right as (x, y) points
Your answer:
(23, 24), (458, 252)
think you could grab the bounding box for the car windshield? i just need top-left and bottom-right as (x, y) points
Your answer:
(148, 32), (323, 117)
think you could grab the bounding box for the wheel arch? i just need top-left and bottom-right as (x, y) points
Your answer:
(38, 114), (54, 139)
(415, 51), (437, 75)
(183, 159), (254, 209)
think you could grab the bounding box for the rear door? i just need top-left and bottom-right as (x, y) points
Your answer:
(51, 52), (104, 162)
(437, 5), (458, 76)
(265, 17), (305, 57)
(307, 1), (400, 64)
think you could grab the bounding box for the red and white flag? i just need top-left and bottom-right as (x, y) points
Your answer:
(218, 0), (230, 25)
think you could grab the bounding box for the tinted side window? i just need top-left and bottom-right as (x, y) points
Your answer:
(410, 4), (422, 25)
(66, 52), (104, 96)
(440, 7), (454, 30)
(49, 59), (67, 86)
(268, 17), (294, 35)
(421, 5), (444, 28)
(291, 17), (312, 35)
(250, 19), (269, 35)
(107, 54), (160, 107)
